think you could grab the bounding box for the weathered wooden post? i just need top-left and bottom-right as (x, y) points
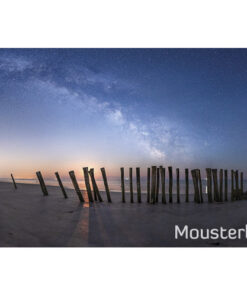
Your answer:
(147, 168), (150, 203)
(89, 169), (97, 201)
(101, 168), (112, 203)
(151, 166), (157, 204)
(69, 170), (84, 202)
(11, 173), (17, 189)
(89, 169), (103, 202)
(241, 172), (244, 196)
(161, 167), (166, 204)
(168, 166), (173, 203)
(197, 169), (203, 203)
(212, 169), (219, 202)
(155, 167), (160, 203)
(231, 170), (234, 201)
(191, 170), (199, 203)
(219, 169), (223, 202)
(176, 168), (180, 203)
(129, 168), (134, 203)
(120, 167), (125, 203)
(136, 167), (141, 203)
(55, 172), (68, 199)
(36, 171), (48, 196)
(235, 170), (239, 200)
(185, 168), (189, 202)
(83, 167), (94, 202)
(206, 168), (213, 203)
(224, 170), (228, 201)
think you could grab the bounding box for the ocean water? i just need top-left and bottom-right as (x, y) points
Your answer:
(1, 177), (246, 194)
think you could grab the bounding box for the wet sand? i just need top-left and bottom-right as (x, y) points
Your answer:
(1, 181), (247, 247)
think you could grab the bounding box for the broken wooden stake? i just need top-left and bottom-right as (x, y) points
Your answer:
(151, 166), (157, 204)
(161, 167), (166, 204)
(176, 168), (180, 203)
(55, 172), (68, 199)
(36, 171), (48, 196)
(89, 169), (103, 202)
(224, 170), (228, 202)
(83, 167), (94, 202)
(69, 170), (84, 202)
(219, 169), (223, 202)
(206, 168), (213, 203)
(11, 173), (17, 189)
(155, 167), (160, 203)
(168, 166), (173, 203)
(185, 168), (189, 202)
(101, 168), (112, 203)
(136, 167), (141, 203)
(120, 167), (125, 203)
(212, 169), (219, 202)
(129, 168), (134, 203)
(147, 167), (150, 203)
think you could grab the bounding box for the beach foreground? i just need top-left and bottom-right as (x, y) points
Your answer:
(1, 182), (247, 247)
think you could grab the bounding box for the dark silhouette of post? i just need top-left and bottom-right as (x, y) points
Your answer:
(151, 166), (157, 204)
(191, 170), (200, 203)
(11, 173), (17, 189)
(185, 168), (189, 202)
(101, 168), (112, 203)
(219, 169), (223, 202)
(176, 168), (180, 203)
(197, 169), (203, 203)
(206, 168), (212, 203)
(55, 172), (68, 198)
(147, 168), (150, 203)
(241, 172), (244, 196)
(120, 167), (125, 203)
(36, 171), (48, 196)
(136, 167), (141, 203)
(231, 170), (234, 201)
(235, 170), (239, 200)
(161, 167), (166, 204)
(69, 170), (84, 202)
(129, 168), (134, 203)
(168, 166), (173, 203)
(89, 169), (103, 202)
(89, 169), (97, 201)
(224, 170), (228, 201)
(212, 169), (219, 202)
(83, 167), (94, 202)
(155, 167), (160, 202)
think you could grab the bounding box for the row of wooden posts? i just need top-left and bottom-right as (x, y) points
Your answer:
(10, 166), (245, 204)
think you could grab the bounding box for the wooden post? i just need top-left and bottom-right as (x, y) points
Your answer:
(36, 171), (48, 196)
(168, 166), (173, 203)
(206, 168), (213, 203)
(129, 168), (134, 203)
(219, 169), (223, 202)
(120, 167), (125, 203)
(90, 169), (97, 201)
(191, 170), (199, 203)
(224, 170), (228, 201)
(101, 168), (112, 203)
(69, 170), (84, 202)
(55, 172), (68, 199)
(89, 169), (103, 202)
(235, 170), (239, 200)
(231, 170), (234, 201)
(136, 167), (141, 203)
(197, 169), (203, 203)
(83, 167), (94, 202)
(176, 168), (180, 203)
(147, 168), (150, 203)
(151, 166), (157, 204)
(185, 168), (189, 202)
(212, 169), (219, 202)
(161, 167), (166, 204)
(155, 167), (160, 203)
(11, 173), (17, 189)
(241, 172), (244, 196)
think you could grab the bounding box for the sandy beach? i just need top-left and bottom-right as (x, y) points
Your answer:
(1, 181), (247, 247)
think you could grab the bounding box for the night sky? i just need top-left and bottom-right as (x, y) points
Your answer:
(1, 48), (247, 179)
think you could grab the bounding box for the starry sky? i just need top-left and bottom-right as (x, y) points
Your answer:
(1, 48), (247, 179)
